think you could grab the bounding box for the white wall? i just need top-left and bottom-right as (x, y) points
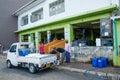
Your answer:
(18, 0), (119, 30)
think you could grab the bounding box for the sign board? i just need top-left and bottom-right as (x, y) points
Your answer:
(96, 38), (101, 46)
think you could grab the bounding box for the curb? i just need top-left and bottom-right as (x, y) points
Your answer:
(57, 66), (120, 78)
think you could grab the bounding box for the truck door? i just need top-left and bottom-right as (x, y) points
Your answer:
(7, 44), (18, 66)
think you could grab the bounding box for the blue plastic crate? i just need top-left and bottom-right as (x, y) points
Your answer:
(98, 59), (104, 68)
(101, 57), (108, 67)
(19, 49), (30, 56)
(92, 58), (98, 67)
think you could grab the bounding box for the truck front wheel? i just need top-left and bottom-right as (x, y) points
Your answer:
(6, 60), (12, 68)
(29, 64), (36, 73)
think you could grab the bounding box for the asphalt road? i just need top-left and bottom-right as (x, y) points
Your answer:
(0, 55), (100, 80)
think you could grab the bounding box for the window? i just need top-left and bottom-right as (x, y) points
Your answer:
(20, 44), (29, 49)
(119, 0), (120, 6)
(31, 8), (43, 23)
(49, 0), (65, 16)
(22, 34), (29, 42)
(9, 45), (17, 52)
(20, 15), (28, 26)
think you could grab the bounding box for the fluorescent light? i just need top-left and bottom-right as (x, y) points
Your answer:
(91, 21), (100, 24)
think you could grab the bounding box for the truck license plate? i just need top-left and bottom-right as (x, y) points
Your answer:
(46, 63), (50, 68)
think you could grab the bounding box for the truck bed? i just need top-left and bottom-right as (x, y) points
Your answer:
(17, 53), (56, 65)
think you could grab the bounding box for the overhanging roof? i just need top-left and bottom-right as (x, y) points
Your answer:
(13, 0), (46, 16)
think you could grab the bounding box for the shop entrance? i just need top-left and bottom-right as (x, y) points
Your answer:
(39, 31), (47, 43)
(51, 28), (64, 41)
(73, 19), (113, 46)
(71, 18), (113, 63)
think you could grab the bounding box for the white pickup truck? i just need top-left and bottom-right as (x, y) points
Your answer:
(6, 42), (57, 73)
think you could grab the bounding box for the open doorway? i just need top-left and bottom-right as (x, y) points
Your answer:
(22, 34), (29, 42)
(51, 28), (64, 41)
(73, 19), (113, 46)
(73, 20), (100, 46)
(39, 31), (47, 43)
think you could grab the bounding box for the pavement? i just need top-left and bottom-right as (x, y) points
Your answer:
(57, 62), (120, 79)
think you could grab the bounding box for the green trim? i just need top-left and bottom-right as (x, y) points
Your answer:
(15, 5), (118, 33)
(20, 24), (66, 35)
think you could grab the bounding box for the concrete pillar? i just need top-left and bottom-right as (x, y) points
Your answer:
(28, 34), (31, 42)
(20, 34), (24, 42)
(64, 24), (74, 43)
(19, 34), (22, 42)
(35, 32), (39, 52)
(38, 32), (41, 43)
(47, 30), (51, 43)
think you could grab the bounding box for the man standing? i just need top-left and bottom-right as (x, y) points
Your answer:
(29, 42), (35, 53)
(56, 47), (66, 64)
(65, 40), (70, 63)
(49, 47), (65, 65)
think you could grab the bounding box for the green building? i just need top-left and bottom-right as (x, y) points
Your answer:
(13, 0), (120, 66)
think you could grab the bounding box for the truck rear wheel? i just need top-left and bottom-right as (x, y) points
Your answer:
(7, 60), (12, 68)
(29, 64), (36, 73)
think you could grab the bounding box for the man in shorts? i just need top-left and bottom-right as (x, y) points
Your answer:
(56, 47), (66, 64)
(49, 47), (66, 64)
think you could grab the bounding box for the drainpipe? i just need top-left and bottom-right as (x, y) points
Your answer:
(111, 16), (120, 56)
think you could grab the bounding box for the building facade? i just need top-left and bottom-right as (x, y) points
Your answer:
(0, 0), (30, 50)
(14, 0), (120, 66)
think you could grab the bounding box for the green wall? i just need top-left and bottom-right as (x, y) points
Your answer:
(113, 19), (120, 66)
